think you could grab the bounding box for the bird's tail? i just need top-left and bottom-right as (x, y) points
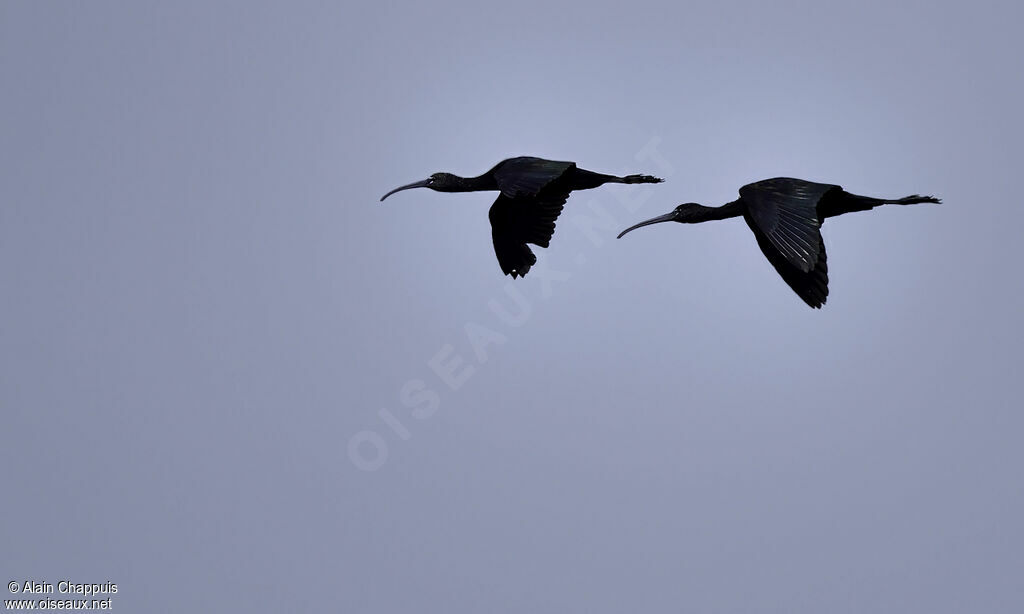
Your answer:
(620, 174), (665, 184)
(888, 194), (942, 205)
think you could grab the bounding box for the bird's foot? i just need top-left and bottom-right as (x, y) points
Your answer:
(622, 174), (665, 184)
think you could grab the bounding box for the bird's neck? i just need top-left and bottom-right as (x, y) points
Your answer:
(684, 201), (743, 222)
(446, 174), (499, 193)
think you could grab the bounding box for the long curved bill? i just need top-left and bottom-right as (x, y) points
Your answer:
(617, 211), (677, 239)
(380, 179), (430, 202)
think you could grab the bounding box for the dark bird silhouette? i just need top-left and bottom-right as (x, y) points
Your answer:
(617, 178), (940, 308)
(381, 157), (663, 278)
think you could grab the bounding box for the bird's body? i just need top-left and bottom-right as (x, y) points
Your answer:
(381, 157), (663, 278)
(618, 177), (940, 308)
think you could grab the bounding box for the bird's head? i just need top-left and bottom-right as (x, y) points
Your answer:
(617, 203), (703, 238)
(380, 173), (461, 201)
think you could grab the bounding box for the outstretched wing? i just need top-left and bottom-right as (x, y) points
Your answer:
(747, 216), (830, 308)
(488, 190), (569, 278)
(740, 178), (838, 272)
(492, 157), (575, 199)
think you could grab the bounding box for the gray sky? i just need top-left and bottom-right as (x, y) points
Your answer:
(2, 1), (1023, 612)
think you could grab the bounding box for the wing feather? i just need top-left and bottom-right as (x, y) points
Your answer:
(492, 157), (575, 199)
(747, 213), (830, 308)
(488, 190), (569, 278)
(740, 178), (837, 272)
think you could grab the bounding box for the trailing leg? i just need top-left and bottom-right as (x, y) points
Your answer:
(821, 190), (941, 218)
(569, 167), (664, 190)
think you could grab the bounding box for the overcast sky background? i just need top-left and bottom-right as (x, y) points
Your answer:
(2, 1), (1023, 612)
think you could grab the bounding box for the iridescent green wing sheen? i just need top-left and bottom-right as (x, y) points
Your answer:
(492, 157), (575, 199)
